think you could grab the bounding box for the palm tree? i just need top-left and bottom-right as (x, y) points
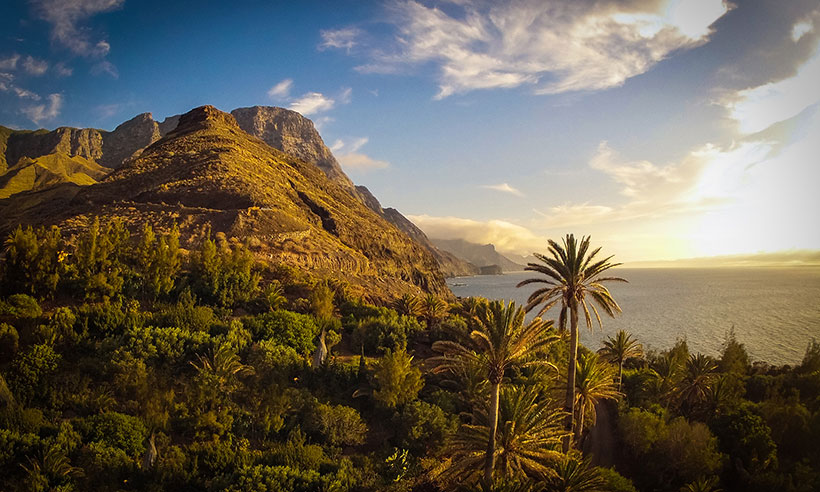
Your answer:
(544, 455), (606, 492)
(680, 476), (722, 492)
(433, 300), (557, 486)
(393, 293), (422, 317)
(678, 354), (718, 416)
(441, 386), (567, 484)
(517, 234), (625, 448)
(423, 293), (449, 327)
(650, 352), (683, 407)
(572, 353), (620, 441)
(600, 330), (643, 391)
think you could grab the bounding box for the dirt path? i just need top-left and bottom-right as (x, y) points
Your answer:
(584, 400), (616, 467)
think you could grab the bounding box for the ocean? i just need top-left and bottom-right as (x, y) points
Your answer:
(446, 268), (820, 366)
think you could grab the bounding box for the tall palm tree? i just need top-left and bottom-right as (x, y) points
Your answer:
(600, 330), (643, 391)
(441, 386), (567, 484)
(572, 353), (620, 441)
(517, 234), (625, 448)
(650, 351), (683, 407)
(433, 300), (557, 486)
(678, 353), (718, 416)
(423, 293), (449, 327)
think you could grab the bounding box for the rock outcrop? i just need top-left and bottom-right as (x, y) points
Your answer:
(231, 106), (354, 191)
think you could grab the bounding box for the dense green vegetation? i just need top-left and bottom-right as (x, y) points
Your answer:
(1, 224), (819, 491)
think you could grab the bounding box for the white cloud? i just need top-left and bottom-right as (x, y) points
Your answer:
(54, 62), (73, 77)
(332, 137), (388, 171)
(338, 86), (353, 104)
(481, 182), (524, 197)
(22, 56), (49, 76)
(0, 54), (20, 70)
(30, 0), (123, 57)
(21, 93), (63, 124)
(91, 60), (118, 78)
(337, 152), (390, 171)
(331, 0), (728, 98)
(13, 87), (40, 100)
(319, 27), (361, 52)
(288, 92), (335, 116)
(0, 73), (12, 91)
(792, 20), (813, 42)
(725, 48), (820, 134)
(407, 214), (545, 256)
(268, 78), (293, 99)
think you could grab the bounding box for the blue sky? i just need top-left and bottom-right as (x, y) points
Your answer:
(2, 0), (819, 262)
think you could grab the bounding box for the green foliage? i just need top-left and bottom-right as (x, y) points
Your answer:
(72, 217), (129, 300)
(353, 310), (423, 354)
(597, 467), (639, 492)
(371, 348), (423, 409)
(618, 407), (723, 490)
(309, 281), (334, 319)
(248, 309), (319, 355)
(0, 293), (42, 318)
(710, 405), (776, 475)
(305, 402), (368, 446)
(1, 225), (62, 298)
(8, 343), (60, 406)
(394, 400), (458, 455)
(192, 232), (261, 307)
(136, 223), (181, 298)
(0, 322), (19, 360)
(84, 411), (148, 456)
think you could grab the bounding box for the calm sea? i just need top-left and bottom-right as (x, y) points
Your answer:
(446, 268), (820, 366)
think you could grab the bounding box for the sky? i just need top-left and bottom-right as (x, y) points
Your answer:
(1, 0), (819, 263)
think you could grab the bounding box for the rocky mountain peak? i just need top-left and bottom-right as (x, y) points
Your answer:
(231, 106), (354, 190)
(172, 105), (239, 134)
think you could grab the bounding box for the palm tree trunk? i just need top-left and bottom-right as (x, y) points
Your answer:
(576, 399), (585, 442)
(564, 301), (579, 452)
(618, 361), (623, 392)
(484, 381), (500, 485)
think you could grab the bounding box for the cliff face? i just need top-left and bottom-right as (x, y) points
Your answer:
(231, 106), (354, 191)
(432, 238), (524, 273)
(2, 106), (449, 301)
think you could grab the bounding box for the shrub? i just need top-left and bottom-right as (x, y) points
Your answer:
(371, 348), (423, 409)
(8, 343), (60, 406)
(352, 311), (422, 355)
(0, 294), (42, 318)
(84, 411), (148, 456)
(393, 400), (457, 454)
(247, 310), (319, 355)
(305, 402), (367, 447)
(0, 323), (19, 361)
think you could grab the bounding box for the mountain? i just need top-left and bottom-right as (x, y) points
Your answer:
(0, 106), (449, 300)
(231, 106), (354, 191)
(0, 152), (109, 199)
(354, 186), (479, 278)
(431, 238), (524, 273)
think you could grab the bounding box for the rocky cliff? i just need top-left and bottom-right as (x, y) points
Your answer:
(432, 238), (524, 273)
(1, 106), (449, 300)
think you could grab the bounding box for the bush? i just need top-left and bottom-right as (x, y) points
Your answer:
(371, 348), (423, 409)
(0, 294), (42, 318)
(352, 311), (423, 355)
(8, 343), (60, 406)
(247, 310), (319, 355)
(84, 411), (148, 456)
(305, 402), (367, 447)
(393, 400), (457, 454)
(0, 322), (19, 361)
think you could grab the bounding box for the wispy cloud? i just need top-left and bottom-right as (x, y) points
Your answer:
(268, 78), (293, 99)
(482, 182), (524, 197)
(30, 0), (123, 58)
(54, 62), (73, 77)
(332, 137), (389, 171)
(288, 92), (336, 116)
(22, 56), (49, 76)
(319, 27), (361, 52)
(327, 0), (729, 99)
(91, 60), (118, 78)
(0, 54), (20, 70)
(13, 87), (40, 100)
(21, 93), (63, 124)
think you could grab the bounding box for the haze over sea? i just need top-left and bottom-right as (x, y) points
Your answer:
(447, 268), (820, 366)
